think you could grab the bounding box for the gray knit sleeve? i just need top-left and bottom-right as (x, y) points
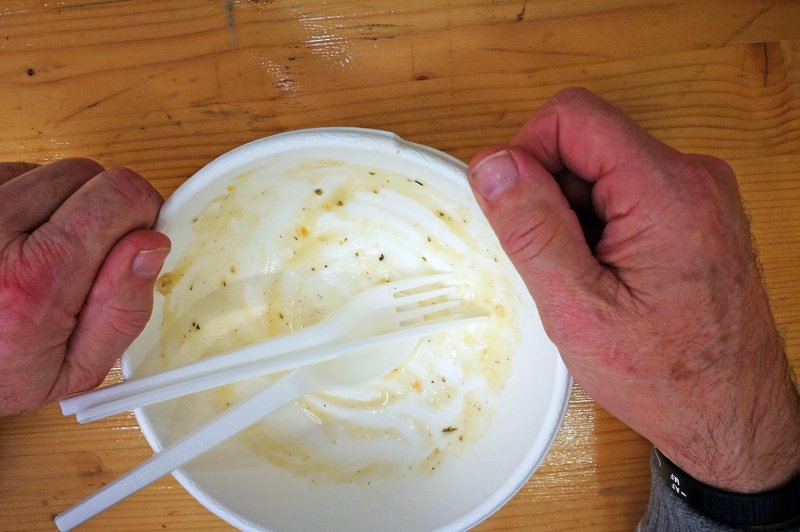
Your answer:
(637, 451), (739, 532)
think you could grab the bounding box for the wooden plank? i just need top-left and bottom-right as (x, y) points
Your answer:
(0, 2), (798, 530)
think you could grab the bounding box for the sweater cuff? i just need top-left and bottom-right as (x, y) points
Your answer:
(637, 450), (800, 531)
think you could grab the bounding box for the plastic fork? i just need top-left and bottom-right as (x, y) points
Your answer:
(72, 316), (481, 423)
(61, 273), (459, 422)
(55, 311), (485, 530)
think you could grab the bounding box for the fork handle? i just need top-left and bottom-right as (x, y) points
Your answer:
(60, 324), (324, 416)
(55, 373), (302, 531)
(71, 317), (484, 423)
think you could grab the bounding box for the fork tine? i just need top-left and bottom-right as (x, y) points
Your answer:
(397, 298), (462, 322)
(394, 285), (457, 306)
(385, 272), (454, 293)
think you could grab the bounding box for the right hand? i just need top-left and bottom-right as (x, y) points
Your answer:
(467, 88), (800, 493)
(0, 159), (170, 417)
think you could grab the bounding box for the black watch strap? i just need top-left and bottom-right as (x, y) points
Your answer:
(653, 448), (800, 528)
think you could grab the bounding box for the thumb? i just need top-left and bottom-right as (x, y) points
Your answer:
(52, 229), (171, 398)
(468, 147), (608, 321)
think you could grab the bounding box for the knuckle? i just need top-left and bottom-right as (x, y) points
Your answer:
(102, 167), (162, 213)
(0, 161), (39, 178)
(685, 154), (735, 182)
(549, 86), (595, 108)
(702, 156), (737, 186)
(55, 157), (105, 176)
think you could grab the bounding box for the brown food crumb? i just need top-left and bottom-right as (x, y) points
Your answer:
(156, 272), (176, 295)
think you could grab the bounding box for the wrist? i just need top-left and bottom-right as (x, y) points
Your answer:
(662, 365), (800, 494)
(656, 331), (800, 493)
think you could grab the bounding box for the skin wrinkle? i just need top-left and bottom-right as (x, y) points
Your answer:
(0, 235), (23, 284)
(552, 170), (605, 248)
(93, 299), (152, 340)
(594, 221), (657, 270)
(57, 347), (106, 397)
(504, 217), (559, 265)
(0, 230), (24, 258)
(18, 226), (82, 309)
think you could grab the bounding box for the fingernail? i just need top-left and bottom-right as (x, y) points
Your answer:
(469, 150), (519, 201)
(132, 247), (170, 278)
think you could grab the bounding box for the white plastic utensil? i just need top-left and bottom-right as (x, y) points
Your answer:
(54, 315), (484, 531)
(72, 316), (482, 423)
(61, 273), (458, 420)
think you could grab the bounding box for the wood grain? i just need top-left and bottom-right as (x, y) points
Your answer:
(1, 1), (799, 530)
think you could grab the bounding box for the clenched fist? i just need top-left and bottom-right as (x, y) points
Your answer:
(468, 88), (800, 494)
(0, 159), (170, 416)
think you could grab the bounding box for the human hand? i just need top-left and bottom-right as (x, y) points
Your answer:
(0, 159), (170, 416)
(468, 88), (800, 493)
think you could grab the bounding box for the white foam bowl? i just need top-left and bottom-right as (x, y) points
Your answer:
(121, 128), (571, 531)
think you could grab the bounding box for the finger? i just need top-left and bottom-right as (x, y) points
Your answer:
(50, 229), (171, 397)
(480, 152), (604, 249)
(510, 87), (684, 222)
(0, 162), (41, 185)
(553, 170), (604, 250)
(468, 146), (611, 319)
(24, 166), (163, 315)
(0, 158), (104, 239)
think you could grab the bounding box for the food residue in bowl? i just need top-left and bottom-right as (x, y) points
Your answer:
(148, 155), (520, 484)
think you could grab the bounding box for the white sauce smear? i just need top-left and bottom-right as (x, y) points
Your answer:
(150, 156), (520, 484)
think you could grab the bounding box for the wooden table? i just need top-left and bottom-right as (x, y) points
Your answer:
(1, 1), (799, 530)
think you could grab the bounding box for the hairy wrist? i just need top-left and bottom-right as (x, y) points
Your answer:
(662, 341), (800, 493)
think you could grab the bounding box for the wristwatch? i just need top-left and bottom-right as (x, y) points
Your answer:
(653, 447), (800, 528)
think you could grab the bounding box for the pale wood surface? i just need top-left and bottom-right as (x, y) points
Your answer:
(1, 1), (799, 530)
